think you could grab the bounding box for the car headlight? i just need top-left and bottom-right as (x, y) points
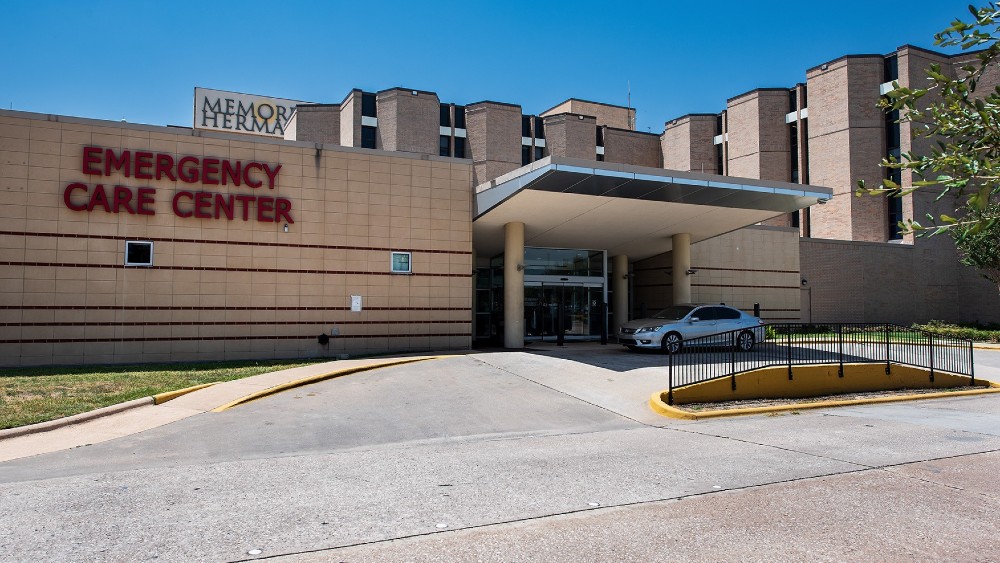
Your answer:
(635, 326), (662, 334)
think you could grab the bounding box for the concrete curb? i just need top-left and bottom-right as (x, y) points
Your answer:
(649, 384), (1000, 420)
(0, 381), (220, 441)
(0, 397), (154, 440)
(210, 356), (442, 412)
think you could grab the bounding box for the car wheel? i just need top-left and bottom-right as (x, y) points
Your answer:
(661, 332), (682, 354)
(736, 330), (755, 352)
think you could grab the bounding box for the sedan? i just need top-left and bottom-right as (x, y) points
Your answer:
(617, 304), (765, 353)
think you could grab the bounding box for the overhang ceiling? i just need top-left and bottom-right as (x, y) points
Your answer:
(473, 157), (833, 261)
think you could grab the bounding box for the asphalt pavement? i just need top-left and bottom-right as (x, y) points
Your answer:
(1, 346), (999, 561)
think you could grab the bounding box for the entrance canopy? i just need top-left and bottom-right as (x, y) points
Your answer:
(473, 157), (833, 260)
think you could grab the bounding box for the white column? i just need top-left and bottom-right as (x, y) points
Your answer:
(672, 233), (692, 305)
(612, 255), (628, 333)
(504, 222), (525, 349)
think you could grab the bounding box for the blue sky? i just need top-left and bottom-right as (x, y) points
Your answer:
(0, 0), (977, 133)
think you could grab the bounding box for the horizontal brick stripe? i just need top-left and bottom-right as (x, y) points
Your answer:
(1, 305), (469, 311)
(4, 320), (470, 327)
(2, 333), (472, 344)
(635, 283), (802, 290)
(2, 262), (472, 278)
(635, 266), (799, 274)
(0, 230), (471, 255)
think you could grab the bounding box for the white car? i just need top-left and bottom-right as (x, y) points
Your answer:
(617, 304), (764, 353)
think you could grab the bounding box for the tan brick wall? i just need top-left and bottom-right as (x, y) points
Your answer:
(0, 109), (473, 366)
(806, 56), (888, 241)
(541, 99), (635, 130)
(632, 226), (801, 321)
(661, 114), (717, 173)
(465, 102), (522, 185)
(602, 128), (661, 168)
(340, 91), (362, 148)
(375, 89), (439, 155)
(726, 90), (791, 182)
(286, 105), (340, 145)
(542, 113), (596, 160)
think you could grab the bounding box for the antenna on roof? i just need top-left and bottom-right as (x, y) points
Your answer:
(627, 80), (632, 130)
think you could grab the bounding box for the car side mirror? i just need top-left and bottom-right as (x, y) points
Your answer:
(689, 317), (700, 323)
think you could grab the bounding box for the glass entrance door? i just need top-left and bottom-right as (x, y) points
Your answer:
(524, 283), (604, 341)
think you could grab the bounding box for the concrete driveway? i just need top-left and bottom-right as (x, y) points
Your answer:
(1, 346), (999, 561)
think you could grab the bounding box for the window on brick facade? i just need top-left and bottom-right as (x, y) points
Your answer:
(521, 115), (532, 137)
(454, 105), (466, 129)
(439, 105), (451, 127)
(597, 153), (604, 162)
(596, 127), (604, 147)
(361, 93), (377, 117)
(361, 126), (377, 149)
(521, 145), (531, 166)
(534, 146), (545, 161)
(453, 137), (465, 159)
(125, 241), (153, 266)
(439, 135), (450, 157)
(533, 116), (545, 139)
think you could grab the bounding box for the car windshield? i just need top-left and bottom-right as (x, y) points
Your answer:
(650, 306), (696, 320)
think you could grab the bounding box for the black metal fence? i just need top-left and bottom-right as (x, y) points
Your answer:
(665, 323), (975, 405)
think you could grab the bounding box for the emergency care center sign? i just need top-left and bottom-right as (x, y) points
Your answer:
(194, 88), (303, 138)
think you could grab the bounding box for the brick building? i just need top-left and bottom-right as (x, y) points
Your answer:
(1, 44), (995, 366)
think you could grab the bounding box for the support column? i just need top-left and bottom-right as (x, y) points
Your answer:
(672, 233), (692, 305)
(503, 222), (525, 349)
(612, 255), (628, 334)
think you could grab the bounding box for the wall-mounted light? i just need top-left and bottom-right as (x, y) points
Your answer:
(685, 269), (698, 275)
(283, 224), (289, 233)
(820, 64), (829, 70)
(817, 198), (830, 205)
(801, 278), (808, 286)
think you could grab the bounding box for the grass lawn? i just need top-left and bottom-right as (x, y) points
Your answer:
(0, 359), (326, 430)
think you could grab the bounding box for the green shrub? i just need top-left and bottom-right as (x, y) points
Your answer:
(912, 320), (1000, 343)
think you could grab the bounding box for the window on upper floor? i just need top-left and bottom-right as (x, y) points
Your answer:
(361, 93), (377, 118)
(440, 105), (451, 127)
(521, 115), (532, 138)
(521, 145), (531, 166)
(361, 125), (377, 149)
(533, 116), (545, 139)
(454, 105), (466, 129)
(453, 137), (466, 159)
(439, 135), (451, 157)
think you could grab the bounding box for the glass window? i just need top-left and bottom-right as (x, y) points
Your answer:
(439, 135), (450, 157)
(522, 145), (531, 166)
(391, 252), (411, 274)
(651, 306), (696, 321)
(521, 115), (532, 137)
(534, 146), (545, 161)
(125, 241), (153, 266)
(361, 93), (377, 117)
(361, 126), (377, 149)
(439, 104), (451, 127)
(523, 248), (603, 276)
(533, 116), (545, 139)
(716, 307), (741, 320)
(453, 137), (465, 159)
(596, 126), (604, 147)
(454, 105), (466, 129)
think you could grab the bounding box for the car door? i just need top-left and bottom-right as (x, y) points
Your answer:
(685, 306), (719, 340)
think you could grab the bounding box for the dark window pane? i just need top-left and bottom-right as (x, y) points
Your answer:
(361, 126), (377, 149)
(125, 241), (152, 266)
(521, 115), (532, 137)
(453, 137), (465, 158)
(361, 93), (377, 117)
(522, 145), (531, 165)
(533, 116), (545, 139)
(534, 146), (544, 161)
(454, 106), (466, 129)
(596, 126), (604, 147)
(439, 135), (450, 156)
(439, 105), (451, 127)
(597, 153), (604, 162)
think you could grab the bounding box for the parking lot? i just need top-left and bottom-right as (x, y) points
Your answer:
(1, 345), (999, 561)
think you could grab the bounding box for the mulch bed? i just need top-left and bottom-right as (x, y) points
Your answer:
(676, 385), (992, 413)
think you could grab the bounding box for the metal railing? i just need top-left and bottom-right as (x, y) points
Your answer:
(665, 323), (975, 405)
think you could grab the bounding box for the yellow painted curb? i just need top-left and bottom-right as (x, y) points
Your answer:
(650, 384), (1000, 420)
(153, 383), (219, 405)
(210, 356), (448, 412)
